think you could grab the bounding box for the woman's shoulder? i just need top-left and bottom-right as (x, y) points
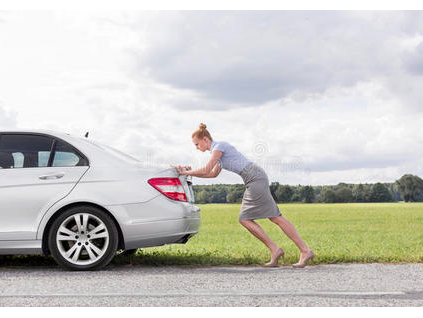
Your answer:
(214, 140), (238, 152)
(212, 140), (232, 152)
(214, 140), (230, 146)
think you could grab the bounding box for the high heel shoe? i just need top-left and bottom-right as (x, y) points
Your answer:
(264, 248), (285, 267)
(292, 250), (315, 268)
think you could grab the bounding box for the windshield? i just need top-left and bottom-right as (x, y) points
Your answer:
(80, 138), (141, 163)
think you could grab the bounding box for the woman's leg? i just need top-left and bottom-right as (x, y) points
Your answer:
(269, 215), (313, 263)
(269, 215), (309, 252)
(239, 219), (281, 256)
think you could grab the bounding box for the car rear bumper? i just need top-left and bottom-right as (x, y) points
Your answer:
(105, 195), (201, 249)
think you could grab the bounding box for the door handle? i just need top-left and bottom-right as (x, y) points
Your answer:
(39, 172), (65, 180)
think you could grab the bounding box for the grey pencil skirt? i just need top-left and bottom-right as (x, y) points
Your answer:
(239, 162), (282, 221)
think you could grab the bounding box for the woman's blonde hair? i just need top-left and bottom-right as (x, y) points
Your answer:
(192, 123), (213, 141)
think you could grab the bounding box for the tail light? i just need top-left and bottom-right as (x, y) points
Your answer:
(148, 177), (187, 202)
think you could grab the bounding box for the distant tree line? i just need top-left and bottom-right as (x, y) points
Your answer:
(192, 174), (423, 204)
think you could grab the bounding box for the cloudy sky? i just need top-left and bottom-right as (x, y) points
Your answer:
(1, 10), (423, 185)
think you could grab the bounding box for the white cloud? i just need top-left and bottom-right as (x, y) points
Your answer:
(0, 102), (17, 128)
(124, 11), (423, 110)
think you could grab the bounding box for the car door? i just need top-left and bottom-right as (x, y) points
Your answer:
(0, 133), (89, 240)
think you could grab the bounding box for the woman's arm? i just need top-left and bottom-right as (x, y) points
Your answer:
(172, 150), (223, 177)
(200, 163), (222, 178)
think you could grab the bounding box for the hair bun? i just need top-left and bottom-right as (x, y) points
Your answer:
(199, 123), (207, 130)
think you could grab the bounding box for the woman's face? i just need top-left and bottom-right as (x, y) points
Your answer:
(192, 136), (210, 152)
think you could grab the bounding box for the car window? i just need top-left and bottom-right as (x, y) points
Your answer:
(39, 151), (51, 167)
(0, 134), (54, 169)
(80, 138), (140, 164)
(52, 140), (88, 167)
(12, 152), (24, 168)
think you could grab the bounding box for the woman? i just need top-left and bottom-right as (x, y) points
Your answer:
(172, 123), (315, 268)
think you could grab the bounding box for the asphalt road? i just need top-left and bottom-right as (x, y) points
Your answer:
(0, 263), (423, 306)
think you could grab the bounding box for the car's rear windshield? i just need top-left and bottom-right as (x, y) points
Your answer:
(80, 138), (141, 164)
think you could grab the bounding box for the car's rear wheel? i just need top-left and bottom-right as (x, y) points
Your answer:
(48, 205), (118, 270)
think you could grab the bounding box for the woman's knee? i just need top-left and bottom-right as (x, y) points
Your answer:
(239, 219), (253, 227)
(269, 216), (283, 225)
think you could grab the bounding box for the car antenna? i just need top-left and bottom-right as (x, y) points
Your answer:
(84, 132), (89, 138)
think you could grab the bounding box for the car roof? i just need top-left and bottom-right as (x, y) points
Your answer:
(0, 129), (80, 140)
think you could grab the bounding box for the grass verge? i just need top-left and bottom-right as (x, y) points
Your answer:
(113, 202), (423, 266)
(2, 203), (422, 267)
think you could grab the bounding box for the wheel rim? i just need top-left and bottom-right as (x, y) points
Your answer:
(56, 213), (110, 266)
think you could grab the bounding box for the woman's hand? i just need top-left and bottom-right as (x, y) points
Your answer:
(170, 165), (192, 175)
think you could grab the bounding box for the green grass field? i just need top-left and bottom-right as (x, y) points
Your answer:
(113, 202), (423, 266)
(1, 203), (422, 267)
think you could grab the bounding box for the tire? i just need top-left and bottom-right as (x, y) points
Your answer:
(48, 205), (119, 271)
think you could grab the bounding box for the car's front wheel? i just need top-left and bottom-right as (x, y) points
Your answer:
(48, 205), (119, 270)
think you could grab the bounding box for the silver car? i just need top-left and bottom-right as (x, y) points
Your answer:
(0, 130), (200, 270)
